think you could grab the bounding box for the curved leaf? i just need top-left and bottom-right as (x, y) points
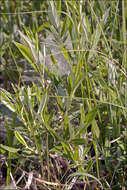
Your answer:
(0, 144), (19, 153)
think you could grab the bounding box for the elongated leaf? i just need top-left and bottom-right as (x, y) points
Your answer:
(61, 142), (74, 161)
(37, 91), (48, 115)
(0, 88), (16, 112)
(63, 112), (70, 140)
(61, 16), (68, 38)
(15, 31), (44, 73)
(88, 22), (102, 61)
(88, 5), (111, 61)
(0, 144), (20, 153)
(92, 120), (100, 138)
(48, 1), (60, 30)
(76, 108), (97, 136)
(15, 131), (28, 147)
(70, 138), (87, 145)
(14, 42), (34, 64)
(45, 124), (64, 142)
(0, 148), (6, 154)
(72, 74), (86, 97)
(69, 172), (103, 189)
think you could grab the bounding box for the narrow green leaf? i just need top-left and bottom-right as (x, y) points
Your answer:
(48, 1), (60, 30)
(0, 88), (16, 112)
(69, 172), (103, 189)
(61, 142), (74, 161)
(56, 0), (61, 17)
(37, 91), (48, 115)
(92, 120), (100, 138)
(0, 144), (20, 153)
(63, 112), (70, 140)
(45, 124), (64, 142)
(76, 108), (97, 136)
(61, 16), (68, 37)
(14, 42), (33, 64)
(56, 96), (64, 110)
(72, 74), (86, 97)
(15, 131), (28, 147)
(15, 31), (44, 75)
(70, 138), (87, 145)
(0, 147), (6, 154)
(88, 22), (102, 61)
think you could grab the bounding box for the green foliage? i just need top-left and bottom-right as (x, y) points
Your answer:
(0, 0), (127, 189)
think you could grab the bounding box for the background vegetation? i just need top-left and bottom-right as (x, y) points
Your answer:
(0, 0), (127, 189)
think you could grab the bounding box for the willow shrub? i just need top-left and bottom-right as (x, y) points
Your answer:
(0, 1), (127, 189)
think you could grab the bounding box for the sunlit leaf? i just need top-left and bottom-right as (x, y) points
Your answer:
(0, 88), (16, 112)
(0, 144), (20, 153)
(15, 131), (28, 147)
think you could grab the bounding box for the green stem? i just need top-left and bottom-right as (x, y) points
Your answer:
(7, 152), (11, 185)
(122, 0), (127, 108)
(122, 2), (127, 184)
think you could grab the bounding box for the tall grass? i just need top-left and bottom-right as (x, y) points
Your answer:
(0, 1), (126, 189)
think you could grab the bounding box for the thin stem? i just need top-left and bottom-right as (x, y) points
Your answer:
(7, 152), (11, 185)
(122, 0), (127, 108)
